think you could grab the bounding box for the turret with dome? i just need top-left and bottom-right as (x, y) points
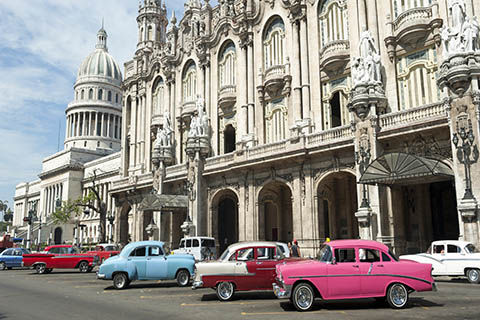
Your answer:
(64, 25), (123, 152)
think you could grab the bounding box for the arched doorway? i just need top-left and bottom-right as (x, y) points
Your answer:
(317, 172), (358, 240)
(258, 181), (293, 243)
(224, 125), (236, 154)
(54, 227), (62, 244)
(213, 190), (239, 254)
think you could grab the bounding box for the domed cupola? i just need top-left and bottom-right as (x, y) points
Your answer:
(64, 25), (123, 153)
(76, 27), (123, 86)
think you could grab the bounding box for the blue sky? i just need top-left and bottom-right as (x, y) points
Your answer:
(0, 0), (218, 219)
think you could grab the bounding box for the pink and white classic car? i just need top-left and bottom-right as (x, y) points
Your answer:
(273, 240), (436, 311)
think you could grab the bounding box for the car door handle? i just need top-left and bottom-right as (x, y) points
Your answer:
(352, 265), (359, 268)
(146, 258), (151, 261)
(377, 264), (384, 267)
(256, 262), (263, 265)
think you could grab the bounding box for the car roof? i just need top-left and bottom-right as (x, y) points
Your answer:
(226, 241), (281, 252)
(120, 241), (165, 256)
(431, 240), (472, 247)
(326, 239), (389, 251)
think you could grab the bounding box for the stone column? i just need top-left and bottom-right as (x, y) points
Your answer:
(199, 65), (205, 101)
(291, 20), (302, 125)
(300, 17), (311, 130)
(358, 0), (367, 31)
(238, 44), (248, 142)
(130, 97), (137, 168)
(247, 39), (255, 143)
(365, 0), (379, 46)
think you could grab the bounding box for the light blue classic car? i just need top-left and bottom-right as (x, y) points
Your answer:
(97, 241), (195, 289)
(0, 248), (30, 270)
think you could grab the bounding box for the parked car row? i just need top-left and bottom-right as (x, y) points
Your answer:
(3, 238), (480, 312)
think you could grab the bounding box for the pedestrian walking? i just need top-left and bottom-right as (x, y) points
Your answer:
(290, 239), (301, 257)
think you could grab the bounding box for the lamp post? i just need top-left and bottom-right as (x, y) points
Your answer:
(107, 211), (115, 243)
(37, 213), (42, 246)
(453, 119), (479, 200)
(145, 217), (158, 240)
(355, 145), (371, 208)
(24, 201), (38, 250)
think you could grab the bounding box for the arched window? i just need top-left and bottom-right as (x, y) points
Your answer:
(152, 77), (165, 115)
(182, 62), (197, 104)
(116, 94), (119, 103)
(264, 17), (285, 69)
(265, 98), (287, 143)
(139, 27), (143, 42)
(219, 41), (236, 89)
(321, 77), (350, 129)
(397, 47), (439, 110)
(89, 89), (93, 100)
(319, 0), (349, 49)
(224, 125), (236, 154)
(81, 90), (85, 100)
(108, 91), (112, 102)
(392, 0), (433, 19)
(147, 26), (153, 41)
(98, 89), (103, 100)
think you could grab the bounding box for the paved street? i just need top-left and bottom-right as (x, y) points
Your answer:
(0, 268), (479, 320)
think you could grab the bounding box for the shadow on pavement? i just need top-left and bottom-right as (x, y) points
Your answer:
(200, 291), (277, 301)
(103, 281), (181, 291)
(435, 278), (469, 284)
(278, 297), (443, 312)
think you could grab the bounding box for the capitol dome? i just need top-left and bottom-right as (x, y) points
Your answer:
(76, 27), (122, 85)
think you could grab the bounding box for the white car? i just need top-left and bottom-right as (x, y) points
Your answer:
(276, 242), (290, 258)
(172, 237), (216, 261)
(400, 240), (480, 284)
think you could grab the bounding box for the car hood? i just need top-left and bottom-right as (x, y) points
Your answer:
(167, 254), (195, 260)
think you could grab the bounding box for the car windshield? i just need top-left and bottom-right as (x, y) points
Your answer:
(465, 244), (479, 253)
(316, 244), (333, 263)
(69, 247), (81, 254)
(219, 249), (231, 261)
(201, 239), (215, 247)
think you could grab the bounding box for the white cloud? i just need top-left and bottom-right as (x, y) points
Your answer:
(0, 0), (220, 204)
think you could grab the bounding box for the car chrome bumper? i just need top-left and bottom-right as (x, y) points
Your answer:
(96, 272), (106, 280)
(273, 283), (291, 299)
(192, 280), (203, 289)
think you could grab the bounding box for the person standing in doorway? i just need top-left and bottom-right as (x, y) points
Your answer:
(291, 239), (301, 257)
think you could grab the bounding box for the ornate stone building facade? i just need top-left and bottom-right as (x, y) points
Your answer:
(110, 0), (480, 256)
(13, 0), (480, 256)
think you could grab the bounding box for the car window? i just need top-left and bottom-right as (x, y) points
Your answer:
(334, 248), (356, 263)
(256, 247), (275, 260)
(3, 249), (13, 255)
(433, 244), (445, 254)
(179, 240), (185, 248)
(201, 239), (215, 247)
(148, 246), (164, 256)
(447, 244), (461, 253)
(105, 246), (118, 251)
(186, 239), (192, 248)
(465, 244), (479, 253)
(237, 248), (254, 261)
(275, 245), (285, 259)
(359, 248), (380, 263)
(15, 250), (23, 256)
(381, 252), (391, 262)
(193, 239), (199, 247)
(130, 247), (146, 257)
(316, 245), (333, 263)
(49, 247), (60, 254)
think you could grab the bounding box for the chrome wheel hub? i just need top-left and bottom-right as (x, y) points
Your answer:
(469, 269), (479, 281)
(115, 276), (125, 288)
(391, 284), (407, 307)
(219, 283), (233, 299)
(296, 286), (313, 309)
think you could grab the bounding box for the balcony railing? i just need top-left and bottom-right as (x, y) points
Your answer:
(205, 153), (235, 167)
(392, 7), (432, 32)
(247, 140), (288, 158)
(264, 64), (286, 79)
(306, 125), (353, 146)
(380, 102), (445, 131)
(319, 40), (350, 57)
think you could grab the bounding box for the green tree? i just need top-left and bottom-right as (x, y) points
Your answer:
(51, 175), (107, 243)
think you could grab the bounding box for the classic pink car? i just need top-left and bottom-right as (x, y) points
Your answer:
(273, 239), (436, 311)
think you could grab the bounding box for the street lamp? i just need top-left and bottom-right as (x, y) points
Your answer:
(107, 211), (115, 243)
(355, 145), (371, 208)
(145, 217), (158, 239)
(24, 201), (38, 250)
(453, 119), (479, 200)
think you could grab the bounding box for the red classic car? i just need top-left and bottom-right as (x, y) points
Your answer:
(23, 245), (98, 274)
(273, 239), (436, 311)
(86, 243), (120, 264)
(192, 241), (299, 301)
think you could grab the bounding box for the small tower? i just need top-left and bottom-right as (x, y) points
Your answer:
(137, 0), (168, 48)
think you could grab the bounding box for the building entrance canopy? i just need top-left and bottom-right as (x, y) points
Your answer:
(359, 152), (453, 185)
(137, 193), (188, 212)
